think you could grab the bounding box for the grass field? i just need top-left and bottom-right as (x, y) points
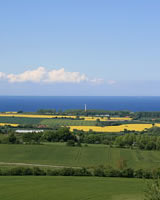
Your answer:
(0, 117), (97, 126)
(41, 119), (97, 126)
(0, 176), (143, 200)
(0, 117), (42, 125)
(0, 143), (159, 169)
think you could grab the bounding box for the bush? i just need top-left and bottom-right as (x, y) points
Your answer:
(0, 166), (160, 179)
(121, 168), (134, 178)
(66, 140), (75, 146)
(93, 165), (106, 177)
(59, 168), (75, 176)
(144, 178), (160, 200)
(73, 167), (92, 176)
(134, 169), (144, 178)
(32, 167), (46, 176)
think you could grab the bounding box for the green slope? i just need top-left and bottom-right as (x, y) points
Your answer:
(0, 176), (143, 200)
(0, 144), (159, 169)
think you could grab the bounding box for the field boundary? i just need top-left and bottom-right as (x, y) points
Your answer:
(0, 162), (81, 169)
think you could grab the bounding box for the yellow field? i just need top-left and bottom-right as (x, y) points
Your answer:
(0, 114), (76, 119)
(0, 123), (19, 127)
(69, 123), (159, 132)
(110, 117), (132, 121)
(5, 112), (18, 114)
(0, 114), (132, 121)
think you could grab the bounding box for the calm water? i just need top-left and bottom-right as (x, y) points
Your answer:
(0, 96), (160, 112)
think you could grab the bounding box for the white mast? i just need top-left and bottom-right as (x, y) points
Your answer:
(85, 104), (87, 112)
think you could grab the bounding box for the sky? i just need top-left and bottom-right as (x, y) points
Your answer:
(0, 0), (160, 96)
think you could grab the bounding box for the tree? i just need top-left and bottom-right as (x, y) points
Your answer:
(114, 136), (125, 148)
(8, 134), (17, 144)
(144, 178), (160, 200)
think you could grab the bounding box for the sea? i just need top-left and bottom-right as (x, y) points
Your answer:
(0, 96), (160, 112)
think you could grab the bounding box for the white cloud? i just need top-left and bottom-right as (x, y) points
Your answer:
(0, 66), (114, 85)
(1, 67), (93, 84)
(90, 78), (104, 84)
(0, 72), (6, 79)
(7, 67), (46, 83)
(0, 67), (118, 86)
(46, 68), (88, 83)
(107, 80), (117, 85)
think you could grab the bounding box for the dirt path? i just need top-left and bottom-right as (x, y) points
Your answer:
(0, 162), (81, 169)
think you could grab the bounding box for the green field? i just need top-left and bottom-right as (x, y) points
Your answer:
(41, 119), (97, 126)
(0, 117), (97, 126)
(0, 143), (160, 169)
(0, 117), (42, 125)
(0, 176), (144, 200)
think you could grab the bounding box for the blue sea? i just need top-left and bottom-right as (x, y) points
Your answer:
(0, 96), (160, 112)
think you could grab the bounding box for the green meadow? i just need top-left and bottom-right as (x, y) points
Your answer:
(41, 118), (97, 126)
(0, 117), (42, 125)
(0, 143), (159, 169)
(0, 176), (144, 200)
(0, 117), (97, 126)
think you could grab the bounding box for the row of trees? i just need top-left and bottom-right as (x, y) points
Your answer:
(65, 109), (131, 117)
(133, 112), (160, 119)
(0, 127), (77, 144)
(114, 133), (160, 150)
(2, 126), (160, 151)
(36, 109), (132, 117)
(4, 131), (160, 152)
(1, 165), (160, 179)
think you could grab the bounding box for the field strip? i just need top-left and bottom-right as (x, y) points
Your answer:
(0, 162), (81, 169)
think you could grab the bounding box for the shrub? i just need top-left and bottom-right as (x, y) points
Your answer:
(66, 140), (75, 146)
(144, 178), (160, 200)
(121, 168), (134, 178)
(32, 167), (46, 176)
(93, 165), (106, 177)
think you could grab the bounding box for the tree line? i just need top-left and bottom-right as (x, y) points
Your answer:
(0, 165), (160, 179)
(2, 126), (160, 152)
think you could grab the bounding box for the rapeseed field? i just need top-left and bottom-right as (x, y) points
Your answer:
(69, 123), (158, 132)
(0, 114), (132, 121)
(0, 123), (19, 127)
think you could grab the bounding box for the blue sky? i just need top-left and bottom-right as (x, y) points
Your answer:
(0, 0), (160, 95)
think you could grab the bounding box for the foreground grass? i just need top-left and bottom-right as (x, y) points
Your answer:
(0, 176), (143, 200)
(0, 144), (160, 169)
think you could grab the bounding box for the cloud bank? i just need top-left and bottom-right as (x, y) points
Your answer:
(0, 67), (117, 86)
(7, 67), (46, 83)
(0, 72), (6, 79)
(0, 67), (91, 84)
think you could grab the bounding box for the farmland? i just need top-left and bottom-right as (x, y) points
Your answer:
(0, 143), (159, 169)
(0, 117), (97, 126)
(0, 113), (132, 121)
(0, 117), (42, 125)
(0, 121), (158, 132)
(69, 123), (160, 132)
(41, 119), (97, 126)
(0, 113), (158, 199)
(0, 176), (143, 200)
(83, 116), (132, 121)
(0, 123), (19, 127)
(0, 115), (158, 132)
